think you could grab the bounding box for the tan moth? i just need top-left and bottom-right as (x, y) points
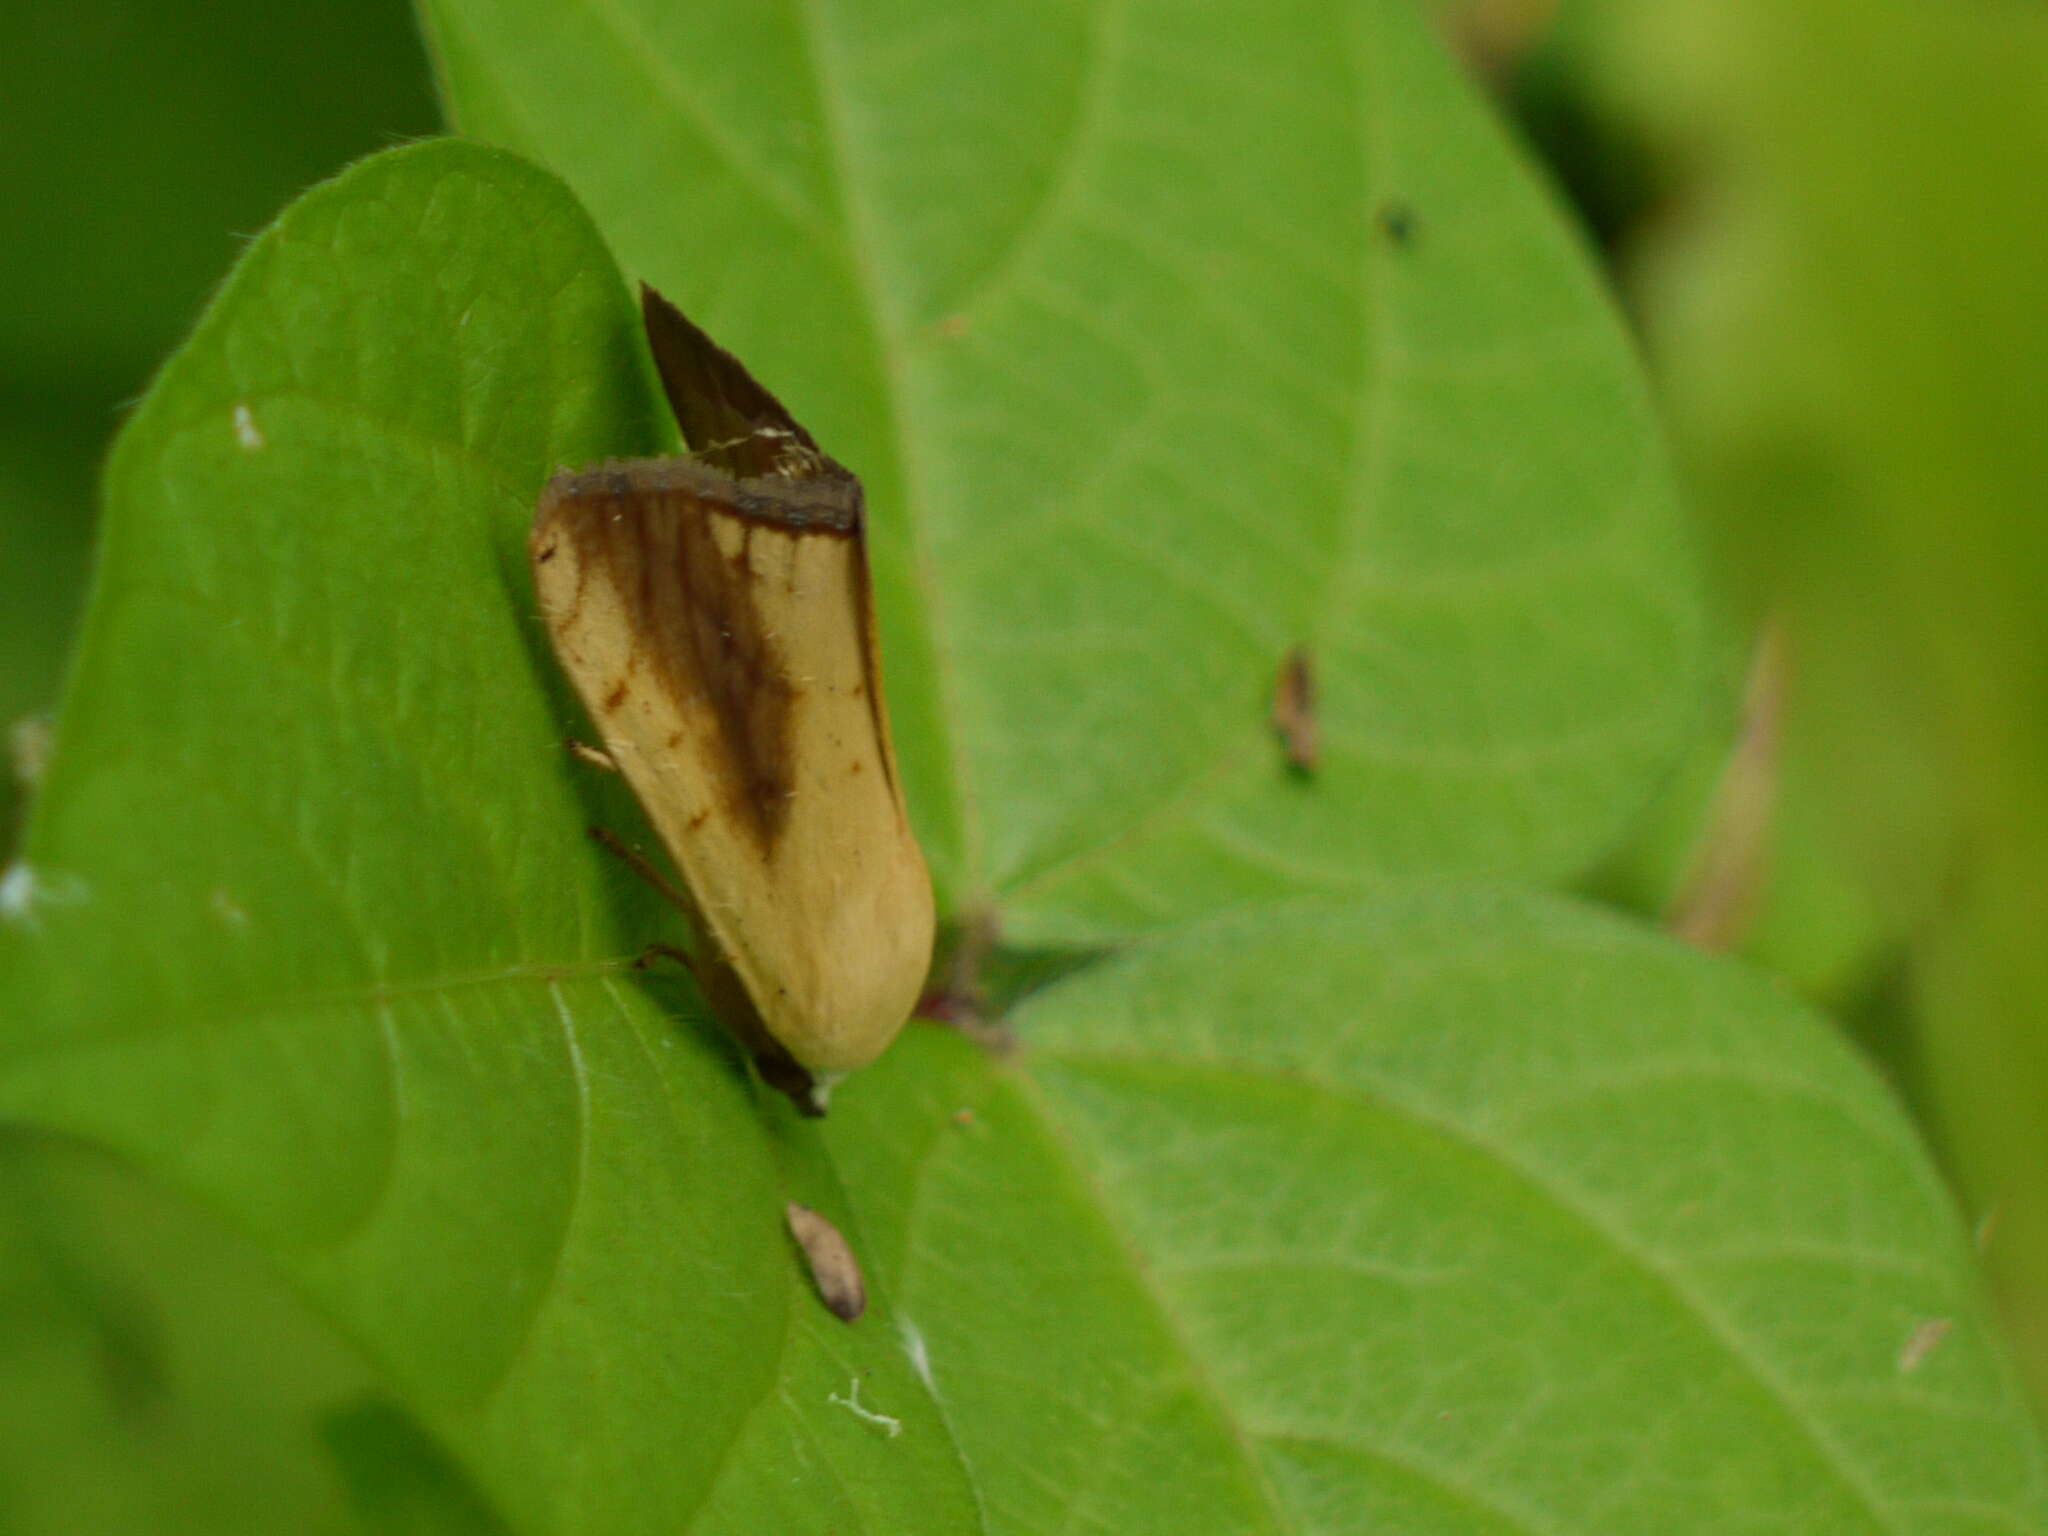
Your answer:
(532, 286), (934, 1114)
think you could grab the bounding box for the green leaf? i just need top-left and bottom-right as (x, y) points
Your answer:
(419, 0), (1707, 939)
(837, 889), (2048, 1531)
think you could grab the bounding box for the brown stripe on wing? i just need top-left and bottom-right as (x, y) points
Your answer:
(545, 470), (800, 855)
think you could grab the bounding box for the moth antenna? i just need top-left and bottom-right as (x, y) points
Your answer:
(687, 427), (799, 460)
(687, 433), (760, 460)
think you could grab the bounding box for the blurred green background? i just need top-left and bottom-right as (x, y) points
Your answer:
(0, 2), (439, 848)
(6, 0), (2047, 1488)
(1471, 0), (2048, 1411)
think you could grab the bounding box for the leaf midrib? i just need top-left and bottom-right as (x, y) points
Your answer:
(792, 0), (983, 906)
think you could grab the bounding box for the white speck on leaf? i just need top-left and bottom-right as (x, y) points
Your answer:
(211, 889), (249, 929)
(899, 1318), (934, 1392)
(0, 862), (88, 930)
(0, 864), (30, 923)
(233, 402), (265, 451)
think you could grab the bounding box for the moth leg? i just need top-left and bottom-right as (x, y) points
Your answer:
(587, 825), (695, 917)
(623, 920), (831, 1120)
(632, 942), (696, 973)
(566, 738), (618, 773)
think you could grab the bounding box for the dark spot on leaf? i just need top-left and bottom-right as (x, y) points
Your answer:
(1378, 200), (1419, 249)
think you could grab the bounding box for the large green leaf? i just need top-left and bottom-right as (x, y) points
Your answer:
(419, 0), (1706, 941)
(842, 889), (2048, 1532)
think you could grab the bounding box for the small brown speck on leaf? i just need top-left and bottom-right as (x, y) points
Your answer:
(1897, 1317), (1953, 1374)
(1271, 646), (1318, 774)
(787, 1203), (866, 1322)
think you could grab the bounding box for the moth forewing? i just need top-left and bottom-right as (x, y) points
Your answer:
(531, 290), (934, 1107)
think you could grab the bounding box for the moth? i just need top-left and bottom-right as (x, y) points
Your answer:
(531, 285), (935, 1114)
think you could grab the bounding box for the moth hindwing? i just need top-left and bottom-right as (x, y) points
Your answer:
(532, 285), (934, 1112)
